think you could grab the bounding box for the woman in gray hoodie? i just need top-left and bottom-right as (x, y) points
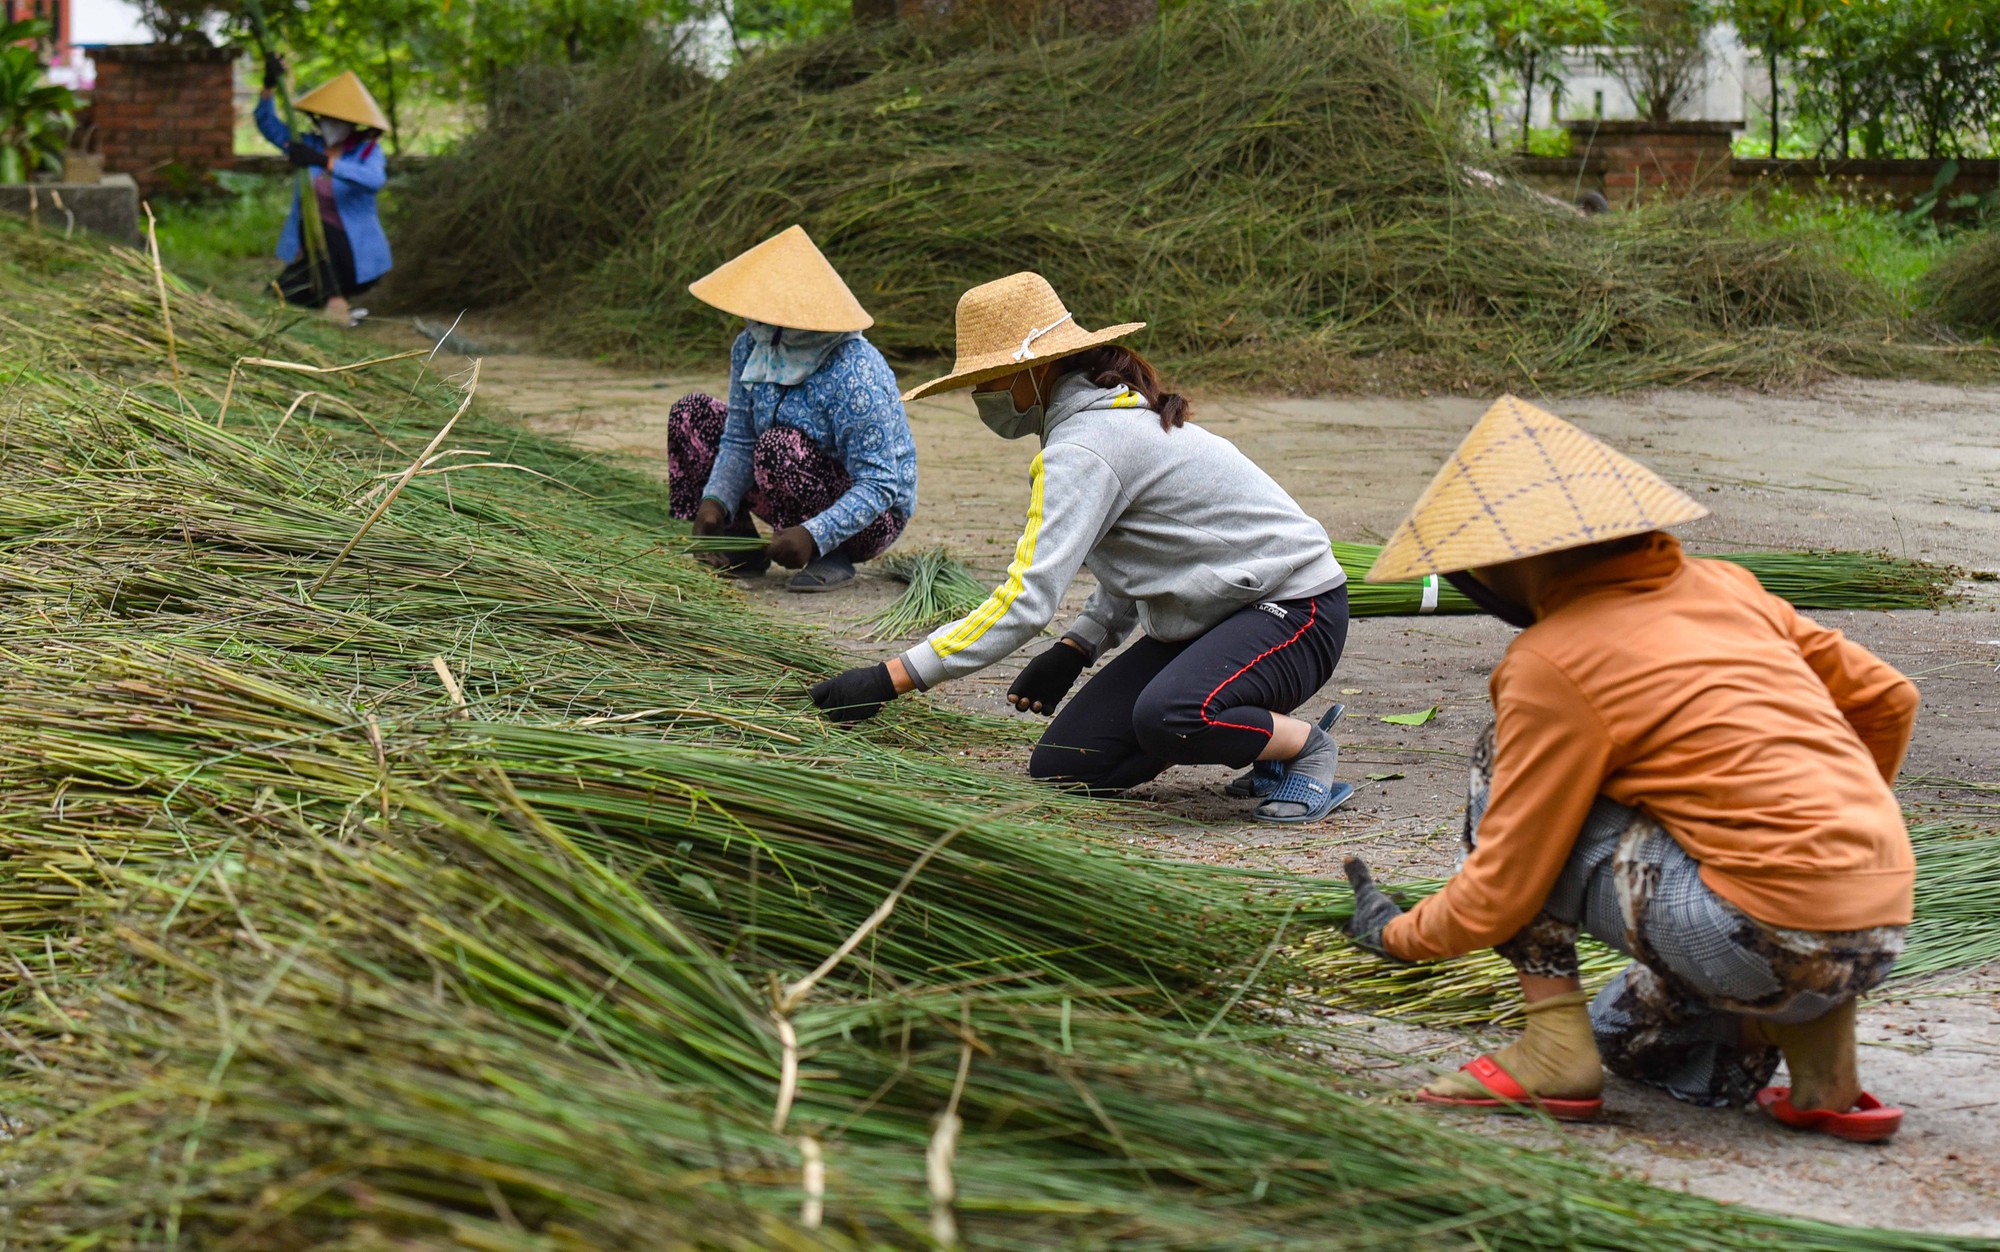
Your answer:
(809, 273), (1352, 823)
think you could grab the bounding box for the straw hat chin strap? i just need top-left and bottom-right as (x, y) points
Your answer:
(1012, 312), (1074, 362)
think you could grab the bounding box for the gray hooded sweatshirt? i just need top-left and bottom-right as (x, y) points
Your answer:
(899, 375), (1345, 690)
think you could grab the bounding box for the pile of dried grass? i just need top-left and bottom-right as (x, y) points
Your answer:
(1922, 227), (2000, 336)
(389, 0), (1990, 392)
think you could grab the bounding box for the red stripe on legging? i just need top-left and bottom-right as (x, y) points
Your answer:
(1200, 598), (1318, 736)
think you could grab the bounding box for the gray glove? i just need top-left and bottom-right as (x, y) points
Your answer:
(1343, 857), (1408, 962)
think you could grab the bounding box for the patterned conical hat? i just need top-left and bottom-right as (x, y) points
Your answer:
(295, 71), (390, 132)
(688, 226), (873, 333)
(1367, 395), (1709, 583)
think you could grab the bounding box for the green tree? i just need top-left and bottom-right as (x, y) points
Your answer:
(262, 0), (440, 154)
(733, 0), (851, 44)
(1728, 0), (1821, 156)
(255, 0), (848, 150)
(1792, 0), (2000, 159)
(1790, 0), (1884, 156)
(1482, 0), (1619, 151)
(1396, 0), (1499, 141)
(1601, 0), (1719, 124)
(134, 0), (231, 43)
(1877, 0), (2000, 157)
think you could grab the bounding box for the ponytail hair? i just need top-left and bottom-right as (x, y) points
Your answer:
(1054, 345), (1189, 431)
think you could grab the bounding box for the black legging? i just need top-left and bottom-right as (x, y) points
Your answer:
(277, 222), (376, 308)
(1029, 585), (1348, 793)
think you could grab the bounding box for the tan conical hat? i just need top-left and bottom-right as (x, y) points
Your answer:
(1367, 395), (1709, 583)
(902, 272), (1145, 401)
(295, 71), (390, 132)
(688, 226), (873, 333)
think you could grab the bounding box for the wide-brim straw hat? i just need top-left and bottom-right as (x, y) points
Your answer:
(688, 225), (873, 333)
(902, 272), (1145, 401)
(1367, 395), (1709, 583)
(295, 71), (390, 132)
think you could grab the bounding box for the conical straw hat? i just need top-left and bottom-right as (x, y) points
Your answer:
(295, 71), (390, 132)
(688, 226), (873, 333)
(902, 272), (1145, 401)
(1367, 395), (1709, 583)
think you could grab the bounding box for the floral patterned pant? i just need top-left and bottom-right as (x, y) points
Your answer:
(666, 393), (905, 561)
(1463, 722), (1905, 1107)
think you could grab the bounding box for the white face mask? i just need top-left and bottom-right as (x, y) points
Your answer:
(319, 118), (355, 147)
(973, 373), (1043, 440)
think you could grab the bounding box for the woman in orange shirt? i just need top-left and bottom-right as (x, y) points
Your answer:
(1342, 397), (1916, 1143)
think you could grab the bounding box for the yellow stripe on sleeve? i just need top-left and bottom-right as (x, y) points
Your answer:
(934, 454), (1046, 658)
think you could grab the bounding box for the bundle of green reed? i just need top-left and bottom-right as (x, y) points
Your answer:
(1332, 541), (1960, 614)
(1334, 541), (1481, 617)
(863, 545), (990, 639)
(5, 645), (1982, 1252)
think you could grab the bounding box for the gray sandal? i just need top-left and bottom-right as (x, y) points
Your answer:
(787, 553), (856, 593)
(1225, 702), (1345, 798)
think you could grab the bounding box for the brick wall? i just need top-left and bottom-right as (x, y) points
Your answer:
(1732, 158), (2000, 212)
(1512, 145), (1996, 218)
(1567, 120), (1736, 206)
(91, 44), (237, 198)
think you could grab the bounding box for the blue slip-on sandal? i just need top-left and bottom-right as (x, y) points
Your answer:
(1224, 703), (1346, 798)
(1253, 774), (1355, 825)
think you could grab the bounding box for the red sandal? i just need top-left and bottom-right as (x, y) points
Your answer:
(1756, 1087), (1903, 1143)
(1414, 1055), (1605, 1122)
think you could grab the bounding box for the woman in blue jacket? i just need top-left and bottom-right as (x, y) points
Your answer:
(255, 61), (392, 327)
(675, 226), (919, 593)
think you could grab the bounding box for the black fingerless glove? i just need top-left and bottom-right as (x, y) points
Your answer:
(1344, 857), (1410, 962)
(809, 663), (897, 724)
(263, 52), (284, 90)
(1007, 641), (1089, 715)
(286, 140), (324, 169)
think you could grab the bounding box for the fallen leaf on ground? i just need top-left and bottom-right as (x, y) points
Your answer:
(1378, 706), (1439, 726)
(1366, 771), (1405, 781)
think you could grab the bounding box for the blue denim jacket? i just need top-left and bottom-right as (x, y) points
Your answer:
(702, 332), (919, 554)
(255, 96), (392, 285)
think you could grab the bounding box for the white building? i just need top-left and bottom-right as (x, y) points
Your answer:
(1507, 23), (1751, 133)
(44, 0), (151, 90)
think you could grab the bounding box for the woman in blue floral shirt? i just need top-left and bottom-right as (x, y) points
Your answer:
(672, 227), (918, 592)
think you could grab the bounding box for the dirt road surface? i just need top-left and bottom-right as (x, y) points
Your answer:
(383, 318), (2000, 1236)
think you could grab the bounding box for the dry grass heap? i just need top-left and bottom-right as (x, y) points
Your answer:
(1924, 227), (2000, 336)
(390, 0), (1991, 393)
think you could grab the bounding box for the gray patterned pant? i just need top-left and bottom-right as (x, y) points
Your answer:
(1463, 723), (1905, 1107)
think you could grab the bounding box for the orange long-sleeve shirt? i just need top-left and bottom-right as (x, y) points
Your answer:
(1384, 534), (1918, 963)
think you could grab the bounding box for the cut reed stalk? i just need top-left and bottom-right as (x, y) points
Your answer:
(864, 546), (991, 639)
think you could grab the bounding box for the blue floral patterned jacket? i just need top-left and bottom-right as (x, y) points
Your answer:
(701, 332), (919, 555)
